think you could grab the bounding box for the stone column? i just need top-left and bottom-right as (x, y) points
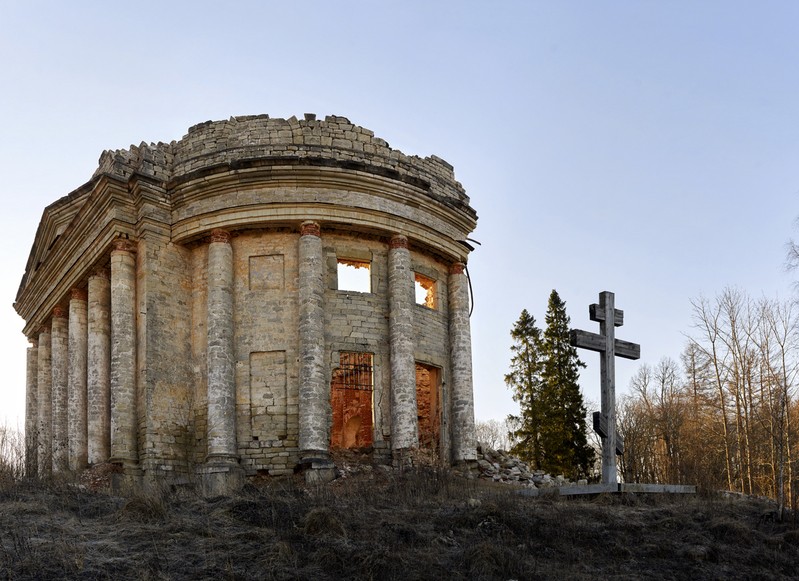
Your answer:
(110, 239), (138, 465)
(388, 234), (419, 453)
(87, 269), (111, 465)
(36, 325), (51, 475)
(297, 221), (329, 458)
(448, 262), (477, 462)
(206, 229), (237, 462)
(68, 288), (88, 471)
(25, 338), (38, 477)
(51, 306), (69, 472)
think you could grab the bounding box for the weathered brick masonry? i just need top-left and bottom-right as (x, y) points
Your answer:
(14, 114), (479, 490)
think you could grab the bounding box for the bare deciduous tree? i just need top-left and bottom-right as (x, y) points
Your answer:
(475, 418), (514, 451)
(618, 289), (799, 510)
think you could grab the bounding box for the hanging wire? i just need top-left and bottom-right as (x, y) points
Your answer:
(460, 237), (480, 318)
(465, 263), (474, 317)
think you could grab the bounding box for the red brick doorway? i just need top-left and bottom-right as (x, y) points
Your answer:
(416, 363), (441, 451)
(330, 352), (374, 449)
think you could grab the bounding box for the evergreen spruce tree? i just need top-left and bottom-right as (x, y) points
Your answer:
(504, 309), (545, 467)
(504, 292), (595, 478)
(538, 290), (595, 478)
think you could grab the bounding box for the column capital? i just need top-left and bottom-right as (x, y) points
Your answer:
(52, 306), (67, 319)
(209, 228), (232, 244)
(390, 234), (408, 249)
(71, 288), (88, 302)
(300, 221), (321, 237)
(27, 336), (38, 347)
(90, 267), (110, 280)
(450, 262), (466, 275)
(112, 238), (137, 254)
(38, 323), (51, 335)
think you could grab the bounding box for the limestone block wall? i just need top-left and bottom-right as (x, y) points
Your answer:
(411, 252), (453, 456)
(16, 114), (479, 486)
(324, 234), (392, 454)
(137, 235), (193, 476)
(230, 231), (301, 475)
(94, 115), (472, 212)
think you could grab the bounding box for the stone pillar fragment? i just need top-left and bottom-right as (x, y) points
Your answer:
(297, 221), (329, 457)
(388, 234), (419, 452)
(36, 326), (52, 475)
(68, 288), (88, 471)
(51, 307), (69, 472)
(25, 339), (38, 477)
(110, 239), (138, 465)
(448, 263), (477, 462)
(206, 229), (237, 461)
(87, 270), (111, 465)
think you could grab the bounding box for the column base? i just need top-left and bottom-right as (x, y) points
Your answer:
(391, 447), (417, 469)
(452, 459), (479, 477)
(298, 451), (337, 484)
(108, 460), (142, 494)
(204, 453), (240, 464)
(198, 460), (244, 497)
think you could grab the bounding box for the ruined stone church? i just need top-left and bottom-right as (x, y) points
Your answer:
(15, 114), (478, 490)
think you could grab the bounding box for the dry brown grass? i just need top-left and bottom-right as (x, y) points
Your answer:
(0, 462), (797, 580)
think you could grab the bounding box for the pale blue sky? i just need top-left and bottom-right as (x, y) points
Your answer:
(1, 1), (797, 429)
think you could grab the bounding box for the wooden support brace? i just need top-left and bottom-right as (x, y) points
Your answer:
(593, 411), (624, 455)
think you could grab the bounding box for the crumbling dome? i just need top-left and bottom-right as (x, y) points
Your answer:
(15, 114), (478, 491)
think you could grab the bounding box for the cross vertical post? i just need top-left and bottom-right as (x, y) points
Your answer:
(598, 292), (617, 485)
(569, 291), (640, 486)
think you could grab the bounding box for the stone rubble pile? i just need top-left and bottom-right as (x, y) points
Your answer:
(475, 443), (589, 489)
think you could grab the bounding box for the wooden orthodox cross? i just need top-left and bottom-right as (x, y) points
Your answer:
(569, 291), (640, 485)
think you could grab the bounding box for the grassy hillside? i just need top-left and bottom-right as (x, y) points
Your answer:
(1, 462), (798, 580)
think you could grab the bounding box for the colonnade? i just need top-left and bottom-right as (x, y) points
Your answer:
(23, 222), (476, 478)
(26, 238), (137, 476)
(297, 223), (476, 463)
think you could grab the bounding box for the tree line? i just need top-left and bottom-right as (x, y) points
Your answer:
(618, 288), (798, 512)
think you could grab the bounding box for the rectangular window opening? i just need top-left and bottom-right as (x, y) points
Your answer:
(414, 273), (436, 309)
(337, 258), (371, 293)
(331, 352), (374, 449)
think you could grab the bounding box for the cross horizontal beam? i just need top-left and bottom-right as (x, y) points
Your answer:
(589, 304), (624, 326)
(569, 329), (641, 360)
